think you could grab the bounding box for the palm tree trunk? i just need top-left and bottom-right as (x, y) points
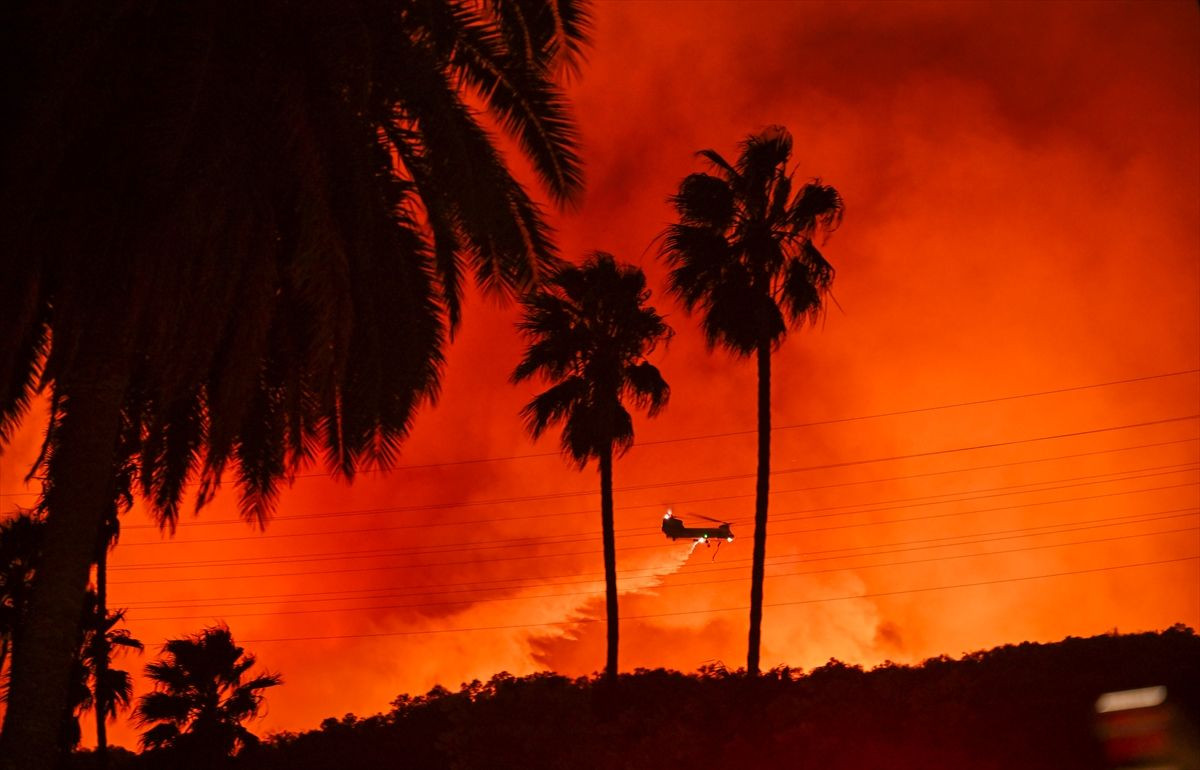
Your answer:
(0, 360), (127, 770)
(599, 442), (619, 682)
(95, 543), (109, 768)
(747, 338), (771, 675)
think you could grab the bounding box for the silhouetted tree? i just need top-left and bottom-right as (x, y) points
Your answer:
(513, 253), (671, 681)
(661, 126), (842, 674)
(0, 3), (590, 764)
(0, 510), (43, 698)
(32, 417), (137, 768)
(134, 625), (281, 765)
(79, 602), (142, 767)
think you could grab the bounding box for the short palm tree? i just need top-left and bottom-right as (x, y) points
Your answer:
(0, 511), (43, 697)
(661, 126), (843, 674)
(58, 598), (142, 756)
(0, 3), (590, 763)
(79, 603), (142, 766)
(512, 253), (671, 681)
(134, 625), (281, 763)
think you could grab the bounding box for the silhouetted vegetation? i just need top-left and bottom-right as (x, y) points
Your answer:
(76, 626), (1199, 769)
(0, 511), (141, 763)
(0, 2), (590, 763)
(132, 625), (280, 768)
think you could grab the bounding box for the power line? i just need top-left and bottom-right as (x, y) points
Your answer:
(106, 463), (1198, 571)
(124, 511), (1198, 613)
(115, 413), (1199, 531)
(225, 556), (1199, 643)
(106, 470), (1199, 578)
(107, 478), (1198, 586)
(130, 526), (1198, 622)
(116, 507), (1199, 609)
(113, 436), (1200, 547)
(11, 367), (1185, 503)
(767, 481), (1197, 538)
(117, 507), (1199, 608)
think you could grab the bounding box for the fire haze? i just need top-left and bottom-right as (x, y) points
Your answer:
(1, 0), (1197, 750)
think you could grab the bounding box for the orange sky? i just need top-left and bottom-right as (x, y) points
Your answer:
(2, 0), (1198, 751)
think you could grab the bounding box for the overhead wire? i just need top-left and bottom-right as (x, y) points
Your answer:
(226, 556), (1200, 643)
(124, 509), (1198, 613)
(7, 367), (1193, 502)
(107, 476), (1198, 586)
(7, 369), (1186, 646)
(112, 437), (1200, 548)
(115, 506), (1200, 609)
(105, 462), (1199, 572)
(131, 526), (1199, 622)
(112, 413), (1199, 532)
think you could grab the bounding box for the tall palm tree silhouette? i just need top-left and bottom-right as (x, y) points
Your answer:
(513, 253), (671, 681)
(662, 126), (842, 674)
(134, 625), (281, 764)
(0, 3), (590, 763)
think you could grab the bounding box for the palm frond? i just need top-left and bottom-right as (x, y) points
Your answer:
(385, 124), (467, 333)
(696, 148), (738, 181)
(485, 0), (593, 76)
(0, 284), (48, 446)
(669, 173), (735, 230)
(781, 242), (835, 327)
(623, 362), (670, 416)
(665, 126), (841, 353)
(519, 376), (588, 440)
(431, 2), (584, 205)
(387, 31), (561, 298)
(134, 691), (192, 726)
(142, 388), (207, 531)
(701, 280), (785, 356)
(97, 668), (135, 718)
(790, 180), (844, 236)
(514, 253), (669, 468)
(138, 722), (181, 750)
(736, 125), (792, 200)
(663, 225), (735, 311)
(561, 400), (633, 464)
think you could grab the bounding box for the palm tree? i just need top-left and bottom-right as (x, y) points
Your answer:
(0, 3), (590, 764)
(512, 253), (671, 681)
(24, 423), (136, 766)
(134, 625), (281, 764)
(661, 126), (843, 674)
(1, 512), (140, 763)
(0, 511), (43, 697)
(59, 596), (142, 757)
(80, 603), (142, 767)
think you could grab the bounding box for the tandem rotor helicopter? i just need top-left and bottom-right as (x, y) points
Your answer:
(661, 508), (734, 559)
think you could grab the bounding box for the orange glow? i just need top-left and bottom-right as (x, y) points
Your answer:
(1, 0), (1197, 750)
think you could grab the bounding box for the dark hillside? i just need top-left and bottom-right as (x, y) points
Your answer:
(90, 625), (1200, 770)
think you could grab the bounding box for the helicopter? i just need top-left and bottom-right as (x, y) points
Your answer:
(661, 509), (734, 544)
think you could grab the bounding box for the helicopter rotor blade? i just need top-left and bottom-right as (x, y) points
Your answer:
(687, 512), (730, 525)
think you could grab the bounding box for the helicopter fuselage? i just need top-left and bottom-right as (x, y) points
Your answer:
(662, 513), (733, 542)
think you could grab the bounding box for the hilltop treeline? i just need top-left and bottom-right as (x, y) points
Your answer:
(82, 625), (1199, 770)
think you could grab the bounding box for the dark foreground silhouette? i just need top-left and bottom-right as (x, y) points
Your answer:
(72, 625), (1198, 770)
